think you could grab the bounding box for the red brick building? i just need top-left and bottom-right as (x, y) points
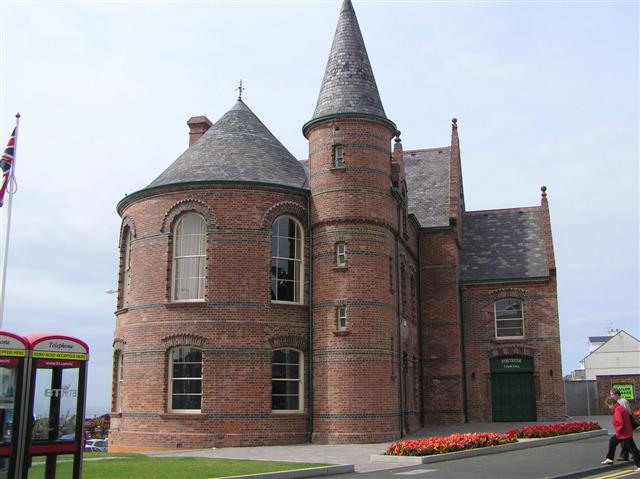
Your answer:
(110, 0), (564, 450)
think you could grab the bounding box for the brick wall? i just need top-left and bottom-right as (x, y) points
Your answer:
(419, 228), (465, 425)
(112, 184), (310, 449)
(461, 279), (565, 422)
(306, 116), (420, 443)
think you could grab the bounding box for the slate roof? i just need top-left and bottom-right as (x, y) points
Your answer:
(310, 0), (387, 122)
(404, 148), (451, 227)
(588, 336), (611, 343)
(460, 208), (549, 282)
(147, 100), (308, 190)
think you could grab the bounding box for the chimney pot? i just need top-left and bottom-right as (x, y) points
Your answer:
(187, 115), (213, 146)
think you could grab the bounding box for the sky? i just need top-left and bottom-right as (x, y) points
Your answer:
(0, 0), (638, 416)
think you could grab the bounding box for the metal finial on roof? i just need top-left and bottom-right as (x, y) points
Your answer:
(541, 185), (547, 198)
(452, 118), (458, 126)
(236, 80), (245, 100)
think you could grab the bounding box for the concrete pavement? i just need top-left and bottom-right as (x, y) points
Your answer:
(147, 416), (628, 476)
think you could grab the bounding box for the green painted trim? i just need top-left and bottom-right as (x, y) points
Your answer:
(117, 180), (310, 214)
(302, 112), (398, 138)
(461, 276), (550, 285)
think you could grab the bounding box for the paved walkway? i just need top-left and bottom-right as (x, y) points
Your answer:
(149, 416), (615, 473)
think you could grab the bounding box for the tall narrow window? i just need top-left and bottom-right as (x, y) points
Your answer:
(333, 145), (345, 168)
(113, 352), (124, 413)
(336, 242), (346, 266)
(169, 347), (202, 412)
(410, 275), (416, 321)
(337, 306), (347, 330)
(271, 216), (303, 303)
(172, 213), (206, 301)
(122, 229), (132, 307)
(495, 299), (524, 338)
(272, 349), (302, 412)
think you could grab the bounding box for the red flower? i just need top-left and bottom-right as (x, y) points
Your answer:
(385, 432), (516, 456)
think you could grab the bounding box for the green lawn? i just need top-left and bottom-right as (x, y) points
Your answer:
(27, 454), (328, 479)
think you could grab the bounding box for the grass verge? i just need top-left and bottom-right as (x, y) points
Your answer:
(27, 453), (328, 479)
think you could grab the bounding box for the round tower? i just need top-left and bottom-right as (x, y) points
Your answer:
(304, 0), (402, 443)
(111, 99), (311, 449)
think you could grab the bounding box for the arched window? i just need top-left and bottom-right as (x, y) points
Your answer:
(121, 228), (132, 307)
(168, 347), (202, 412)
(272, 349), (303, 412)
(271, 216), (303, 303)
(112, 351), (124, 413)
(172, 213), (206, 301)
(495, 299), (524, 338)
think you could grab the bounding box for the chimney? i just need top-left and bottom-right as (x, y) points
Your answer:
(187, 116), (212, 146)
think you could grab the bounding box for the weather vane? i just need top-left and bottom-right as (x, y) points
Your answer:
(236, 80), (245, 100)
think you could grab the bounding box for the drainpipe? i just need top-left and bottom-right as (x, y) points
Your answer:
(416, 228), (425, 428)
(306, 192), (314, 443)
(395, 202), (405, 438)
(459, 285), (468, 423)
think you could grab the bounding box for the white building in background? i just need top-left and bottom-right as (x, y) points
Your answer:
(579, 330), (640, 380)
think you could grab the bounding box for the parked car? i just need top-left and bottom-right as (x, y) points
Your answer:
(84, 439), (107, 453)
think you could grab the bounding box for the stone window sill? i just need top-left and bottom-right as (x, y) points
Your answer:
(333, 330), (350, 336)
(330, 166), (346, 172)
(332, 266), (348, 272)
(114, 308), (128, 316)
(164, 301), (206, 309)
(109, 412), (122, 418)
(492, 337), (527, 343)
(159, 413), (207, 419)
(271, 411), (306, 417)
(271, 301), (306, 309)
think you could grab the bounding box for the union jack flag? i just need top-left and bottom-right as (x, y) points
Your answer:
(0, 128), (16, 207)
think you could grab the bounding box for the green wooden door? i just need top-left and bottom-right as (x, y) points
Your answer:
(491, 373), (536, 422)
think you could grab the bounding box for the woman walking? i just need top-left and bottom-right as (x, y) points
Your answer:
(601, 396), (640, 471)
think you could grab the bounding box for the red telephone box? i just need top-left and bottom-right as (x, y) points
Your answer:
(22, 334), (89, 479)
(0, 331), (28, 478)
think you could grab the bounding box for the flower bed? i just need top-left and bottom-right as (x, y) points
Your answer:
(385, 432), (516, 456)
(507, 421), (601, 439)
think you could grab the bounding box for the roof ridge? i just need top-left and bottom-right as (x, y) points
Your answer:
(464, 206), (541, 215)
(404, 146), (451, 154)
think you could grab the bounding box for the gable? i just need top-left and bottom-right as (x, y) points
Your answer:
(404, 148), (451, 227)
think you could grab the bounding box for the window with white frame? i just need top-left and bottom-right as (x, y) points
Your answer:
(172, 213), (206, 301)
(169, 347), (202, 412)
(122, 228), (132, 307)
(495, 299), (524, 338)
(113, 351), (124, 413)
(271, 216), (303, 303)
(337, 305), (347, 330)
(272, 349), (302, 411)
(333, 145), (345, 168)
(336, 242), (346, 266)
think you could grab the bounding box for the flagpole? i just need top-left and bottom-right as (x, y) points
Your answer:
(0, 113), (20, 329)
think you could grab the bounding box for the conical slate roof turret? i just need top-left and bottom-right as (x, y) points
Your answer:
(304, 0), (391, 135)
(147, 100), (308, 190)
